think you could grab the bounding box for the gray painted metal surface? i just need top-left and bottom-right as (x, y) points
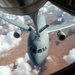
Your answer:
(28, 14), (49, 65)
(0, 0), (47, 15)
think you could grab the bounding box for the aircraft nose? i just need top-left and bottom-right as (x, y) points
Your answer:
(32, 54), (46, 66)
(35, 59), (45, 66)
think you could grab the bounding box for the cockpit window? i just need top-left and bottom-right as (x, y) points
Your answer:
(38, 49), (42, 53)
(45, 46), (47, 50)
(30, 47), (36, 54)
(43, 48), (45, 51)
(42, 46), (47, 51)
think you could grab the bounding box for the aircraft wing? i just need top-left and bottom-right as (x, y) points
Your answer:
(47, 22), (75, 33)
(0, 15), (30, 31)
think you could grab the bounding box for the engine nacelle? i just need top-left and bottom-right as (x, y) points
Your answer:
(13, 29), (22, 38)
(57, 30), (66, 41)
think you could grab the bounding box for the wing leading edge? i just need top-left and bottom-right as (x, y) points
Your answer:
(0, 15), (30, 31)
(47, 22), (75, 33)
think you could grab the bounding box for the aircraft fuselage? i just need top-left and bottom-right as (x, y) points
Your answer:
(28, 14), (49, 65)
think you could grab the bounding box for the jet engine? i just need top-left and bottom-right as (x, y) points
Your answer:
(13, 29), (22, 38)
(57, 30), (66, 41)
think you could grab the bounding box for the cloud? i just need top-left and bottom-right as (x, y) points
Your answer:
(0, 26), (3, 30)
(63, 48), (75, 64)
(0, 31), (21, 53)
(0, 66), (12, 75)
(13, 53), (40, 75)
(0, 52), (10, 58)
(13, 62), (32, 75)
(49, 12), (53, 15)
(0, 13), (23, 53)
(46, 56), (53, 62)
(57, 17), (63, 21)
(0, 12), (40, 75)
(8, 24), (18, 31)
(0, 53), (40, 75)
(12, 53), (40, 75)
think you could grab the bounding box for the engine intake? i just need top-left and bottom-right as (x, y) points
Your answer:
(57, 30), (66, 41)
(13, 29), (22, 38)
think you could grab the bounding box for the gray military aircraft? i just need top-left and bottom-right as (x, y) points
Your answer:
(0, 0), (75, 66)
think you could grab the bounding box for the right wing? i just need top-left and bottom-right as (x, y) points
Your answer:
(0, 15), (30, 31)
(47, 22), (75, 33)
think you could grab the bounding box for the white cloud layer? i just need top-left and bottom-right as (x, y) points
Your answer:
(0, 53), (40, 75)
(46, 56), (53, 62)
(0, 31), (21, 53)
(63, 48), (75, 64)
(0, 66), (11, 75)
(0, 26), (3, 30)
(57, 17), (63, 21)
(13, 53), (40, 75)
(0, 10), (40, 75)
(0, 14), (24, 53)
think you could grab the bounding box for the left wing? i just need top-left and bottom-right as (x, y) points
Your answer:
(47, 22), (75, 33)
(0, 15), (30, 31)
